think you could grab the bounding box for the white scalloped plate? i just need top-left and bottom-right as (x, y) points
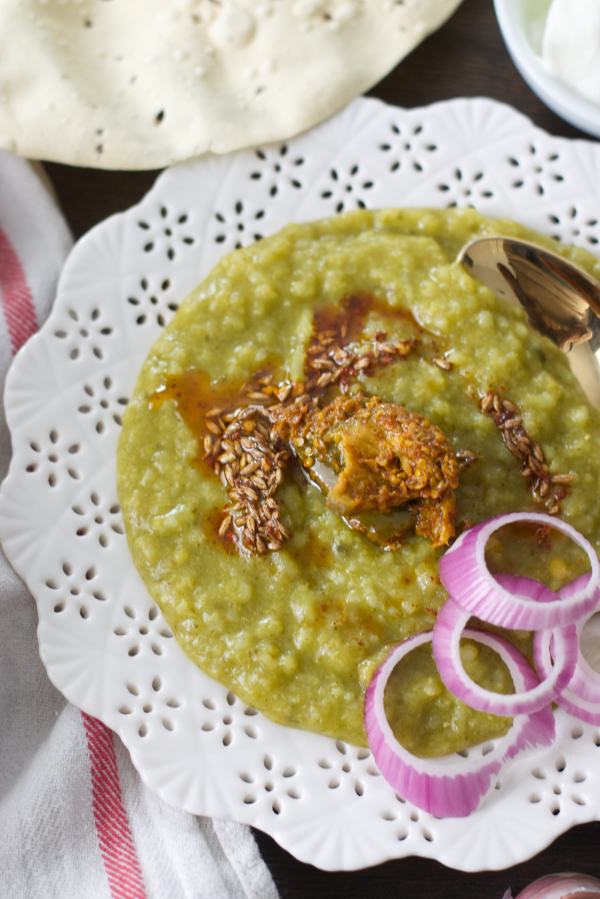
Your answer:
(3, 97), (600, 873)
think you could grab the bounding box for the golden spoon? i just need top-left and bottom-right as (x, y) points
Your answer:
(458, 236), (600, 407)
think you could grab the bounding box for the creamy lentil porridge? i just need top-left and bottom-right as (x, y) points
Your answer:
(117, 208), (600, 752)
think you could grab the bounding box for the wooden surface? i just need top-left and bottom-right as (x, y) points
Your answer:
(42, 0), (600, 894)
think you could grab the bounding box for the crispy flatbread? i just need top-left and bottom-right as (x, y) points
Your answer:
(0, 0), (462, 170)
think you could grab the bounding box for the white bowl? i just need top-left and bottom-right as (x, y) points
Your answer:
(494, 0), (600, 138)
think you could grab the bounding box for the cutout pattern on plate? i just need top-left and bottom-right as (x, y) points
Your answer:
(2, 97), (600, 872)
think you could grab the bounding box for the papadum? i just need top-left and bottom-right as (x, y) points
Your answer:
(0, 0), (462, 169)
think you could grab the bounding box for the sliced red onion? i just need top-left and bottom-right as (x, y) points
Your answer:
(559, 575), (600, 702)
(535, 575), (600, 725)
(364, 630), (555, 818)
(433, 589), (578, 716)
(506, 872), (600, 899)
(439, 513), (600, 631)
(493, 572), (557, 606)
(549, 688), (600, 726)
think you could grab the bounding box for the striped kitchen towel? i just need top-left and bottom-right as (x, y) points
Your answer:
(0, 149), (279, 899)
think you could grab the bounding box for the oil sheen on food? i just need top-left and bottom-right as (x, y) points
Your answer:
(117, 208), (600, 751)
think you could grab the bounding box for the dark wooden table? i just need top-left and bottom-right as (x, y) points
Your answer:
(42, 1), (600, 895)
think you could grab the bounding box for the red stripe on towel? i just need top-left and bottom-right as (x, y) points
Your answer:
(0, 212), (145, 896)
(1, 213), (146, 898)
(82, 712), (147, 899)
(0, 224), (37, 353)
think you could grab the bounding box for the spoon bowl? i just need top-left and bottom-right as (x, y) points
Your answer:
(458, 236), (600, 407)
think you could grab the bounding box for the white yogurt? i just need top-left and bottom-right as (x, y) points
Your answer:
(542, 0), (600, 107)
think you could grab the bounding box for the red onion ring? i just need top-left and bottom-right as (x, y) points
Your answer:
(439, 513), (600, 631)
(559, 575), (600, 702)
(433, 590), (578, 716)
(364, 630), (555, 818)
(535, 575), (600, 725)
